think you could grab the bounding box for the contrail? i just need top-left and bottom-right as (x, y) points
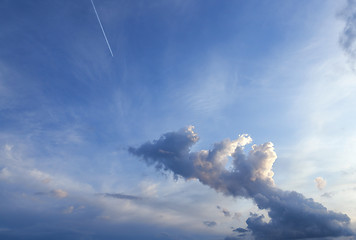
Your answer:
(90, 0), (114, 57)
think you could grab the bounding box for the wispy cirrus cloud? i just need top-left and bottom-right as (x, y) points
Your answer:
(0, 141), (229, 240)
(99, 193), (142, 200)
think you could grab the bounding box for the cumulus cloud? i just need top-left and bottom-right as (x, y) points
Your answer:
(129, 126), (354, 239)
(246, 191), (352, 239)
(315, 177), (327, 190)
(340, 0), (356, 67)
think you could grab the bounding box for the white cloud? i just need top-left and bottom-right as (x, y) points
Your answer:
(248, 142), (276, 184)
(315, 177), (327, 190)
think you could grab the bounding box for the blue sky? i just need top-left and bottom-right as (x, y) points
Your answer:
(1, 0), (356, 239)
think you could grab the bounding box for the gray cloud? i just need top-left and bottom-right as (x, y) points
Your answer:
(203, 221), (217, 227)
(129, 126), (354, 239)
(339, 0), (356, 67)
(100, 193), (142, 200)
(246, 191), (352, 239)
(129, 126), (199, 180)
(34, 189), (68, 198)
(222, 208), (231, 217)
(322, 192), (333, 198)
(233, 227), (248, 233)
(217, 205), (231, 217)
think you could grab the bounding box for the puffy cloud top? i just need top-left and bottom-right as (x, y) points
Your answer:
(315, 177), (327, 190)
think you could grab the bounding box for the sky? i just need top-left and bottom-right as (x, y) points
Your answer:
(1, 0), (356, 239)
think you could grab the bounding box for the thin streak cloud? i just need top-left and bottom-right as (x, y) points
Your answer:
(90, 0), (114, 57)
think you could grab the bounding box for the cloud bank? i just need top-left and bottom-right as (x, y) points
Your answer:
(129, 126), (354, 239)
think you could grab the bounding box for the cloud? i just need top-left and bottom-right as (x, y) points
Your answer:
(139, 181), (158, 197)
(222, 208), (231, 217)
(129, 126), (354, 239)
(233, 227), (248, 233)
(51, 189), (68, 198)
(34, 189), (68, 198)
(203, 221), (217, 227)
(315, 177), (327, 190)
(339, 0), (356, 67)
(322, 192), (333, 198)
(246, 190), (352, 239)
(217, 206), (231, 217)
(233, 212), (242, 220)
(129, 126), (199, 180)
(0, 141), (231, 240)
(100, 193), (142, 200)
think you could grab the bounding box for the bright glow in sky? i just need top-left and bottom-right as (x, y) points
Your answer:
(1, 0), (356, 239)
